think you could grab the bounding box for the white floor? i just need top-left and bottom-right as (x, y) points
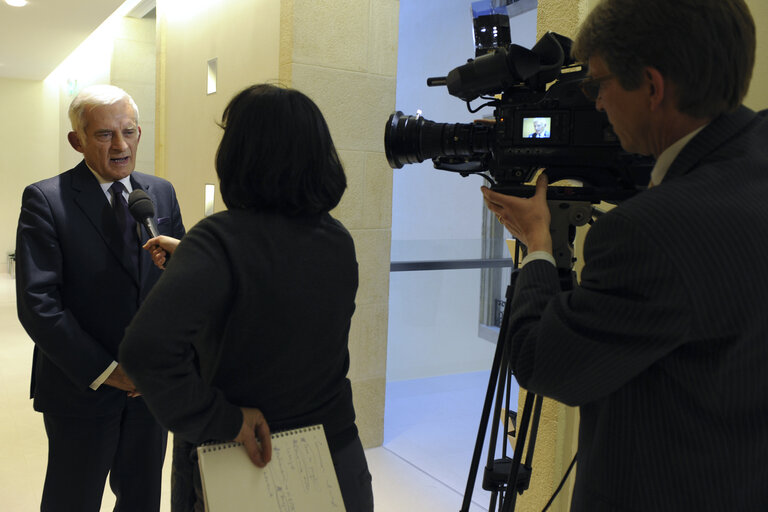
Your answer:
(0, 272), (513, 511)
(384, 372), (519, 512)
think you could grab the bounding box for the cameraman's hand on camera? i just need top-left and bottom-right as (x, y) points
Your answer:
(482, 173), (553, 255)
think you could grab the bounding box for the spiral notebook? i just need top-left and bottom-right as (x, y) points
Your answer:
(196, 424), (345, 511)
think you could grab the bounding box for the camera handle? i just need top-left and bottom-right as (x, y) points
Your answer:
(460, 200), (592, 512)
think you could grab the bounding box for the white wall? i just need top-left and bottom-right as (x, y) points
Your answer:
(0, 79), (60, 261)
(387, 0), (537, 381)
(0, 15), (160, 267)
(111, 17), (157, 175)
(50, 17), (156, 176)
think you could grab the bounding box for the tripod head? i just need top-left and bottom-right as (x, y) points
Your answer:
(546, 199), (593, 270)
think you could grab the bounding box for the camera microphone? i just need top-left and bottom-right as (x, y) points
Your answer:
(128, 189), (159, 239)
(426, 77), (448, 87)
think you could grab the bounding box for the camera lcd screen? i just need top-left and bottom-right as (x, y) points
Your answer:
(523, 117), (552, 139)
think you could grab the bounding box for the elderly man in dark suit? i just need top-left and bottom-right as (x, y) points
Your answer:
(482, 0), (768, 510)
(15, 84), (185, 511)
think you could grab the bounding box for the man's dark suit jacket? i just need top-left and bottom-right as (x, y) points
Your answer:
(507, 106), (768, 511)
(16, 160), (185, 417)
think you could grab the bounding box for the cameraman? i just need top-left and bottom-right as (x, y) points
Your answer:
(482, 0), (768, 510)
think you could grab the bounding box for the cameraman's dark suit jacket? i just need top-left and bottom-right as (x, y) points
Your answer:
(507, 106), (768, 511)
(15, 161), (185, 504)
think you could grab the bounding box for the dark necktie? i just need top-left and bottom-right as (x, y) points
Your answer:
(110, 181), (138, 268)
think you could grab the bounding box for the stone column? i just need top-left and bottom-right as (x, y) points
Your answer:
(281, 0), (400, 448)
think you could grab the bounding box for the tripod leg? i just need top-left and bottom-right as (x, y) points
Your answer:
(486, 342), (511, 478)
(464, 201), (586, 511)
(460, 273), (519, 512)
(460, 307), (510, 511)
(501, 393), (542, 512)
(524, 395), (545, 466)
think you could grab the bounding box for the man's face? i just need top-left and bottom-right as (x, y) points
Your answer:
(589, 56), (651, 155)
(533, 120), (545, 133)
(69, 99), (141, 181)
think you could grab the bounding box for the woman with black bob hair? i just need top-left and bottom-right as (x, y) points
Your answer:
(120, 84), (373, 511)
(216, 83), (347, 213)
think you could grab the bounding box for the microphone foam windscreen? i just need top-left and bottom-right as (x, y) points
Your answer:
(128, 189), (155, 221)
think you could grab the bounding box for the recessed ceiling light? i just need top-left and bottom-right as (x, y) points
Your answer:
(5, 0), (29, 7)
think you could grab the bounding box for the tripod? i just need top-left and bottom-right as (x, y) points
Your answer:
(460, 199), (593, 512)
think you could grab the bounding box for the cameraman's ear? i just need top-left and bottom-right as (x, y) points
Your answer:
(645, 67), (666, 112)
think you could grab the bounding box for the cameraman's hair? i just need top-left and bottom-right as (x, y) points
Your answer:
(215, 84), (346, 215)
(572, 0), (755, 118)
(68, 85), (139, 141)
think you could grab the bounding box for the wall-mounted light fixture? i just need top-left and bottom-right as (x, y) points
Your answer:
(204, 184), (215, 216)
(207, 58), (218, 95)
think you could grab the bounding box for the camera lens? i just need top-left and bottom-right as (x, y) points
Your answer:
(384, 111), (493, 169)
(384, 112), (425, 168)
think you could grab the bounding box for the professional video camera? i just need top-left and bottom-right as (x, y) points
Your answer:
(384, 32), (652, 202)
(387, 31), (655, 512)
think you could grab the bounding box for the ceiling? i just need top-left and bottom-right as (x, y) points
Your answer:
(0, 0), (155, 81)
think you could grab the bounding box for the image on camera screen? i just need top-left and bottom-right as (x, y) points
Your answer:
(523, 117), (552, 139)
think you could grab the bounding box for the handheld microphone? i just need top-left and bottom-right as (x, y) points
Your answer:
(127, 189), (160, 239)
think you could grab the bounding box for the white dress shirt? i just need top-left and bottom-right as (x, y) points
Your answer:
(85, 165), (134, 390)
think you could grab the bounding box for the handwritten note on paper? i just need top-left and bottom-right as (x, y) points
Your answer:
(197, 425), (345, 512)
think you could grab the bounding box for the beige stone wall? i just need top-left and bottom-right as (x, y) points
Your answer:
(156, 0), (281, 221)
(536, 0), (589, 41)
(280, 0), (398, 448)
(112, 17), (157, 174)
(746, 0), (768, 109)
(156, 0), (396, 449)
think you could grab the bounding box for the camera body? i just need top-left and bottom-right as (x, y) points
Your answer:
(384, 33), (652, 202)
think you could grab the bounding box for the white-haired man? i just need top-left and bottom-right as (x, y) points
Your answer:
(16, 84), (185, 511)
(528, 118), (550, 138)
